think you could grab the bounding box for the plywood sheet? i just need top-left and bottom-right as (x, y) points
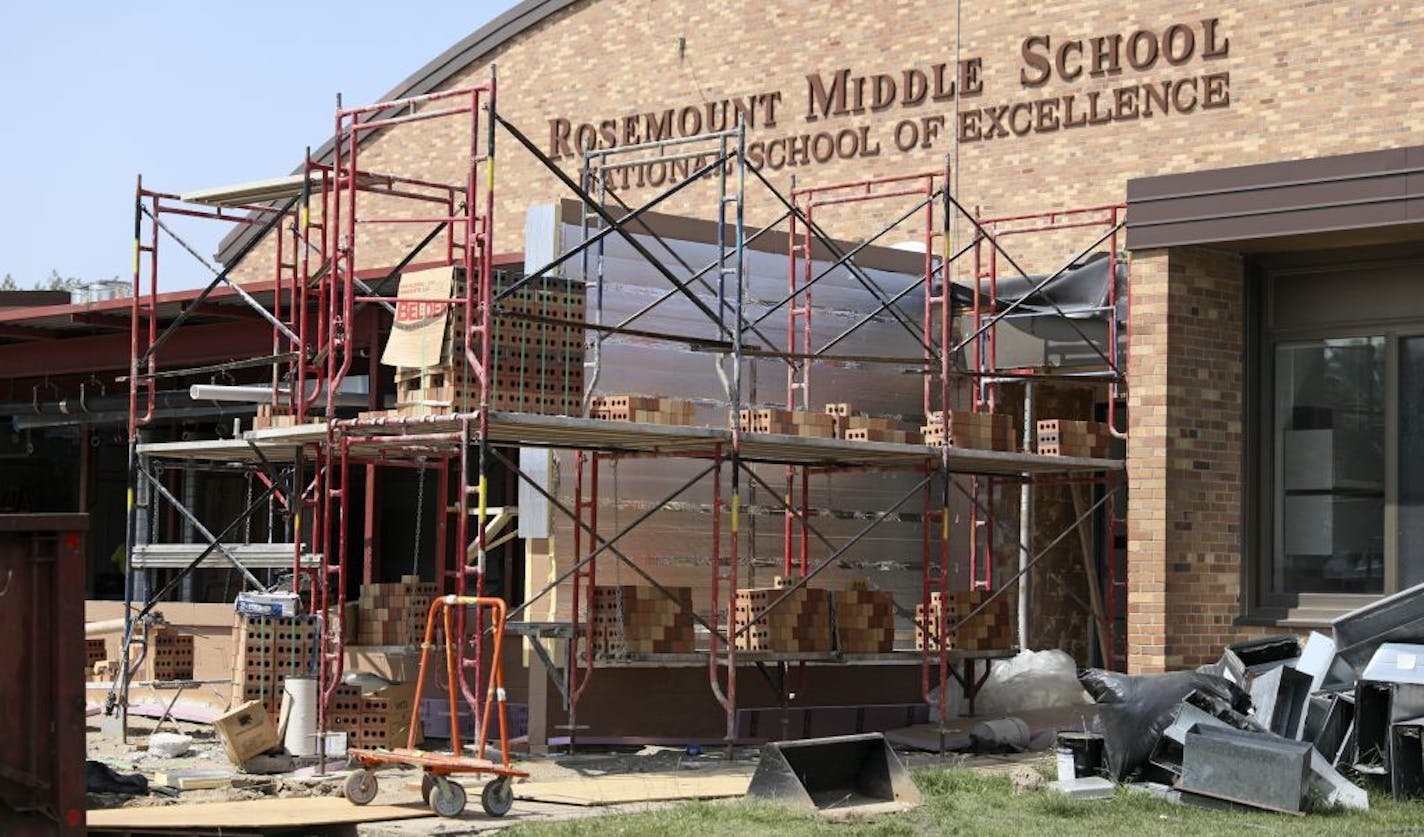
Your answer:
(503, 770), (752, 806)
(86, 797), (431, 830)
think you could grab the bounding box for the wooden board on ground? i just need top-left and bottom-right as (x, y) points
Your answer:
(152, 769), (231, 791)
(86, 797), (432, 831)
(445, 769), (753, 806)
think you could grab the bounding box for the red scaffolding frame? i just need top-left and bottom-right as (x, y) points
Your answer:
(120, 68), (1132, 755)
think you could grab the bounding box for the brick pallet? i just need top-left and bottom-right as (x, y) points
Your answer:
(356, 576), (437, 647)
(591, 395), (696, 426)
(738, 408), (836, 438)
(253, 404), (323, 430)
(328, 682), (424, 749)
(921, 410), (1018, 451)
(590, 584), (695, 656)
(1036, 418), (1113, 458)
(143, 626), (195, 682)
(385, 270), (585, 419)
(822, 403), (919, 443)
(735, 581), (833, 653)
(230, 615), (318, 718)
(914, 590), (1014, 652)
(835, 587), (896, 654)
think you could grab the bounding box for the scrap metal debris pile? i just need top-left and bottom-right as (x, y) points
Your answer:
(1069, 582), (1424, 813)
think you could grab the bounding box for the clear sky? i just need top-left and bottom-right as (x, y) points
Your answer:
(0, 2), (519, 290)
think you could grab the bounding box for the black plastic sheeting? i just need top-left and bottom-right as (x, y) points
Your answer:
(1080, 668), (1251, 780)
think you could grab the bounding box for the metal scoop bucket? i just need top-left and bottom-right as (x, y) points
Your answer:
(745, 733), (921, 815)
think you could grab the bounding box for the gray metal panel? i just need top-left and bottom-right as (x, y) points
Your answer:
(1332, 582), (1424, 675)
(1361, 643), (1424, 686)
(1180, 726), (1313, 814)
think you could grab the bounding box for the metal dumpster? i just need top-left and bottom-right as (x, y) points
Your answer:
(0, 514), (87, 835)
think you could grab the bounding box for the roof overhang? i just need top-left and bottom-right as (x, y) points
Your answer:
(1126, 144), (1424, 252)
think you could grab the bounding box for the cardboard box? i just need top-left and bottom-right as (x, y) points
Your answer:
(213, 700), (280, 765)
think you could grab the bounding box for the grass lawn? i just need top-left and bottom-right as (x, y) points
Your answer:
(505, 766), (1424, 836)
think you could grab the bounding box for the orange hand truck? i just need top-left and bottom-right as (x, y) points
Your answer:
(343, 595), (529, 818)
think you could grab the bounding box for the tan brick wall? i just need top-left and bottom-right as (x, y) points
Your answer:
(1127, 245), (1283, 672)
(231, 0), (1424, 281)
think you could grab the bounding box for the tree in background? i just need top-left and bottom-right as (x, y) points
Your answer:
(0, 271), (115, 292)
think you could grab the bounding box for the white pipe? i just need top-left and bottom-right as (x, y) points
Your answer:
(86, 618), (128, 637)
(1018, 382), (1033, 648)
(188, 384), (371, 408)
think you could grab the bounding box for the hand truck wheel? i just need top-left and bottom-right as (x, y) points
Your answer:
(481, 775), (514, 817)
(430, 777), (468, 818)
(344, 768), (378, 806)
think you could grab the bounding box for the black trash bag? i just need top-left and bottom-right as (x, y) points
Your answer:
(1078, 668), (1250, 781)
(86, 760), (150, 796)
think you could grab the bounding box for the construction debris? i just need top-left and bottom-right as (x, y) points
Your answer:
(1066, 586), (1424, 813)
(212, 700), (281, 766)
(745, 733), (921, 815)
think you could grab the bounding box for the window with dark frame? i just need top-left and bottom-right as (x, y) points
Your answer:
(1256, 255), (1424, 617)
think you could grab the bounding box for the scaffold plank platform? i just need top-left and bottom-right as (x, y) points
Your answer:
(136, 411), (1122, 475)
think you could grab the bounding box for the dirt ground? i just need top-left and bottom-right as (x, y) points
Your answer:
(86, 711), (1053, 835)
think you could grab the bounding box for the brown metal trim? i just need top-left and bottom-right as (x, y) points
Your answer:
(1127, 145), (1424, 250)
(0, 514), (89, 533)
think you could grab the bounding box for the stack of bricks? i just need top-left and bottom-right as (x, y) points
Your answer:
(382, 269), (586, 419)
(328, 684), (365, 740)
(253, 404), (311, 430)
(356, 577), (437, 647)
(350, 685), (423, 750)
(1035, 419), (1113, 458)
(834, 584), (896, 654)
(824, 404), (920, 443)
(735, 579), (833, 653)
(589, 585), (696, 656)
(738, 408), (836, 438)
(231, 615), (318, 717)
(915, 590), (1014, 652)
(143, 626), (195, 682)
(328, 683), (424, 749)
(920, 410), (1018, 451)
(591, 395), (696, 425)
(86, 638), (107, 680)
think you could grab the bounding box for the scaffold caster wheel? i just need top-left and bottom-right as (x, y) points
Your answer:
(420, 772), (438, 804)
(481, 776), (514, 817)
(344, 769), (378, 806)
(430, 777), (468, 818)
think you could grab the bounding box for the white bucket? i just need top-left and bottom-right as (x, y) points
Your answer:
(282, 677), (320, 757)
(319, 730), (348, 758)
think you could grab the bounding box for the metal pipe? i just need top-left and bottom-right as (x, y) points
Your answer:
(188, 383), (371, 408)
(1018, 382), (1033, 648)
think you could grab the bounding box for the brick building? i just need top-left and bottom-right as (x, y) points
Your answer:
(1, 1), (1421, 715)
(230, 0), (1424, 673)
